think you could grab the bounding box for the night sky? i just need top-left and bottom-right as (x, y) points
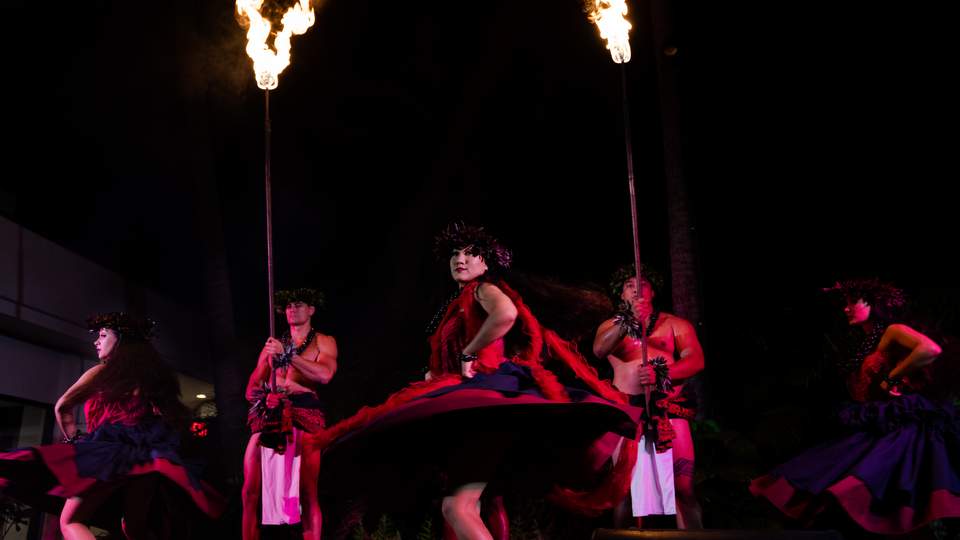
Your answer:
(4, 0), (954, 424)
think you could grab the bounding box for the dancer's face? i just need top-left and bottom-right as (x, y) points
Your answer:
(620, 277), (655, 305)
(285, 301), (315, 326)
(450, 246), (488, 285)
(94, 328), (119, 360)
(844, 298), (871, 326)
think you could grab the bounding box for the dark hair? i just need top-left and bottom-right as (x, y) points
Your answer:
(88, 339), (189, 428)
(433, 222), (513, 274)
(274, 288), (325, 313)
(825, 278), (906, 323)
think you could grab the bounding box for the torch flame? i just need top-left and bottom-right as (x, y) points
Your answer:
(236, 0), (315, 90)
(588, 0), (632, 64)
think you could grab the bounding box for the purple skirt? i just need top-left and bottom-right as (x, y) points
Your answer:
(751, 393), (960, 533)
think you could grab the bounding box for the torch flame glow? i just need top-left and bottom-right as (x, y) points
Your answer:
(588, 0), (632, 64)
(236, 0), (315, 90)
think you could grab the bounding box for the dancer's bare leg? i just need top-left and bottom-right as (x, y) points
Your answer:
(441, 482), (492, 540)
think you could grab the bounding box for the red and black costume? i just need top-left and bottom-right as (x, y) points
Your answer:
(319, 278), (642, 516)
(0, 387), (224, 532)
(248, 287), (329, 450)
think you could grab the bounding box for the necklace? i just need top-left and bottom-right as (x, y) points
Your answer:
(426, 289), (462, 335)
(643, 310), (661, 337)
(282, 328), (316, 356)
(838, 324), (884, 374)
(615, 307), (660, 340)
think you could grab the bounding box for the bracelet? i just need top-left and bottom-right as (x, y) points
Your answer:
(458, 352), (478, 363)
(62, 431), (85, 444)
(274, 344), (295, 369)
(650, 357), (673, 393)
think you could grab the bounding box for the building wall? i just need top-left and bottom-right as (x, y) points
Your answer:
(0, 215), (213, 407)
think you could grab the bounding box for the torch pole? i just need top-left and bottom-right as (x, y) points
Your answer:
(264, 89), (278, 391)
(620, 64), (651, 409)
